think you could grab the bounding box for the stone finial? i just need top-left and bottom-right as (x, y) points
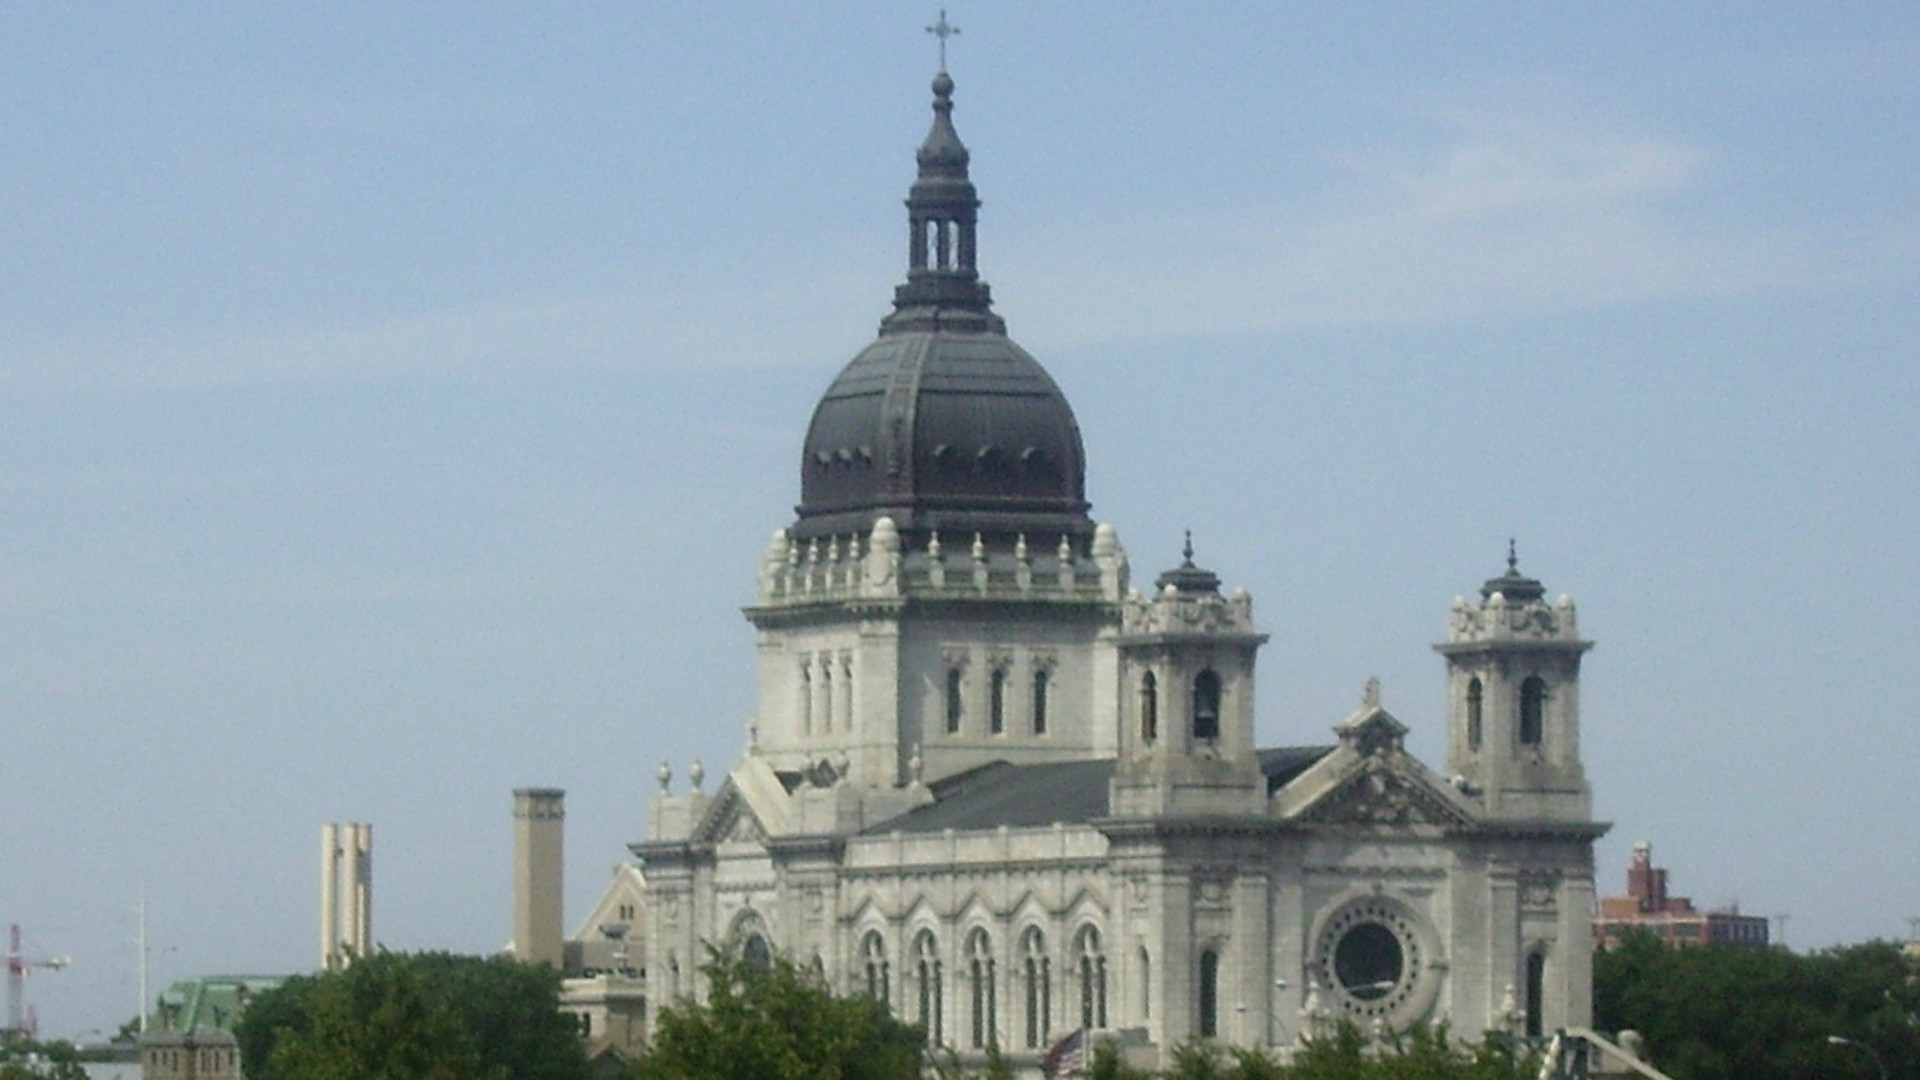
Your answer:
(1092, 522), (1116, 557)
(971, 532), (986, 563)
(760, 529), (791, 598)
(928, 529), (942, 557)
(1498, 984), (1522, 1032)
(1014, 533), (1028, 562)
(689, 757), (706, 791)
(908, 743), (925, 784)
(1363, 676), (1382, 708)
(656, 759), (672, 792)
(1301, 984), (1329, 1040)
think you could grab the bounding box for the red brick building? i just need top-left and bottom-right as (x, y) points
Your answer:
(1594, 842), (1770, 949)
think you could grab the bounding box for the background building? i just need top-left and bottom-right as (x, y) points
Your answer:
(139, 977), (282, 1080)
(1595, 842), (1770, 949)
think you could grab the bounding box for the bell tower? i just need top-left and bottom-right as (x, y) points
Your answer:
(1434, 544), (1592, 821)
(1109, 538), (1267, 818)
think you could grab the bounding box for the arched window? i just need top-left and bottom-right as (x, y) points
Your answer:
(967, 929), (996, 1049)
(1466, 677), (1484, 751)
(1140, 672), (1159, 742)
(1022, 928), (1050, 1048)
(1032, 669), (1049, 735)
(1138, 947), (1151, 1021)
(1525, 951), (1546, 1037)
(1519, 676), (1547, 746)
(990, 668), (1007, 735)
(914, 930), (943, 1045)
(1192, 669), (1222, 741)
(742, 933), (772, 974)
(945, 668), (964, 734)
(1075, 926), (1106, 1030)
(840, 655), (856, 733)
(1197, 948), (1220, 1037)
(799, 660), (813, 735)
(820, 659), (832, 733)
(862, 932), (890, 1007)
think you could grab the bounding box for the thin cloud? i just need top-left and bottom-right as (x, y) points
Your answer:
(5, 108), (1906, 396)
(999, 111), (1875, 347)
(0, 263), (879, 396)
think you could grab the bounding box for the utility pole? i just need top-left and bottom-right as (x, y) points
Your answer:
(138, 884), (150, 1035)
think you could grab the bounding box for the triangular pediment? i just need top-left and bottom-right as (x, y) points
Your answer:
(1292, 763), (1474, 827)
(688, 756), (802, 845)
(692, 786), (771, 845)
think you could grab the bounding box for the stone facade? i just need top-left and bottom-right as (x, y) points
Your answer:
(594, 71), (1607, 1071)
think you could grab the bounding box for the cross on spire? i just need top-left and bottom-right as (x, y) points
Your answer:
(926, 9), (960, 72)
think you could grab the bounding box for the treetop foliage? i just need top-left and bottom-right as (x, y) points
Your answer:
(232, 950), (590, 1080)
(633, 949), (923, 1080)
(1595, 932), (1919, 1080)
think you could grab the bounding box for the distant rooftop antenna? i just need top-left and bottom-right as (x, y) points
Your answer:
(1905, 916), (1919, 942)
(1771, 912), (1791, 948)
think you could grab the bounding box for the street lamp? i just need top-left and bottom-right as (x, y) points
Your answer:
(1827, 1036), (1889, 1080)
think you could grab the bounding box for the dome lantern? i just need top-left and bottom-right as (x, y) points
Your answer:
(792, 73), (1089, 544)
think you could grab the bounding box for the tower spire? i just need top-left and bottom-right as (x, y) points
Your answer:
(881, 69), (1002, 335)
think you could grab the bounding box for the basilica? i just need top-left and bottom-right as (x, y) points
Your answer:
(588, 69), (1606, 1068)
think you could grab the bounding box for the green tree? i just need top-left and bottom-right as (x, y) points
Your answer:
(235, 951), (590, 1080)
(1595, 932), (1920, 1080)
(632, 950), (923, 1080)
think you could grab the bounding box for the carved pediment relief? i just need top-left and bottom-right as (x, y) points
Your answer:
(1296, 767), (1472, 828)
(695, 789), (770, 846)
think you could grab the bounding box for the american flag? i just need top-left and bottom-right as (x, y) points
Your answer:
(1042, 1027), (1087, 1079)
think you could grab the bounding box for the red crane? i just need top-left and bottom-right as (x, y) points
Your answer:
(4, 924), (69, 1042)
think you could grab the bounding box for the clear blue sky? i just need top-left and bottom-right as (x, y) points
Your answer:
(3, 4), (1916, 1038)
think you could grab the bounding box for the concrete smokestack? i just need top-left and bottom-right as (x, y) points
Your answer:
(513, 789), (565, 968)
(320, 822), (372, 971)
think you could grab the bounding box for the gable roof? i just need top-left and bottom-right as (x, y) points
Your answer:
(866, 747), (1339, 835)
(148, 975), (286, 1035)
(872, 759), (1116, 834)
(1259, 746), (1337, 793)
